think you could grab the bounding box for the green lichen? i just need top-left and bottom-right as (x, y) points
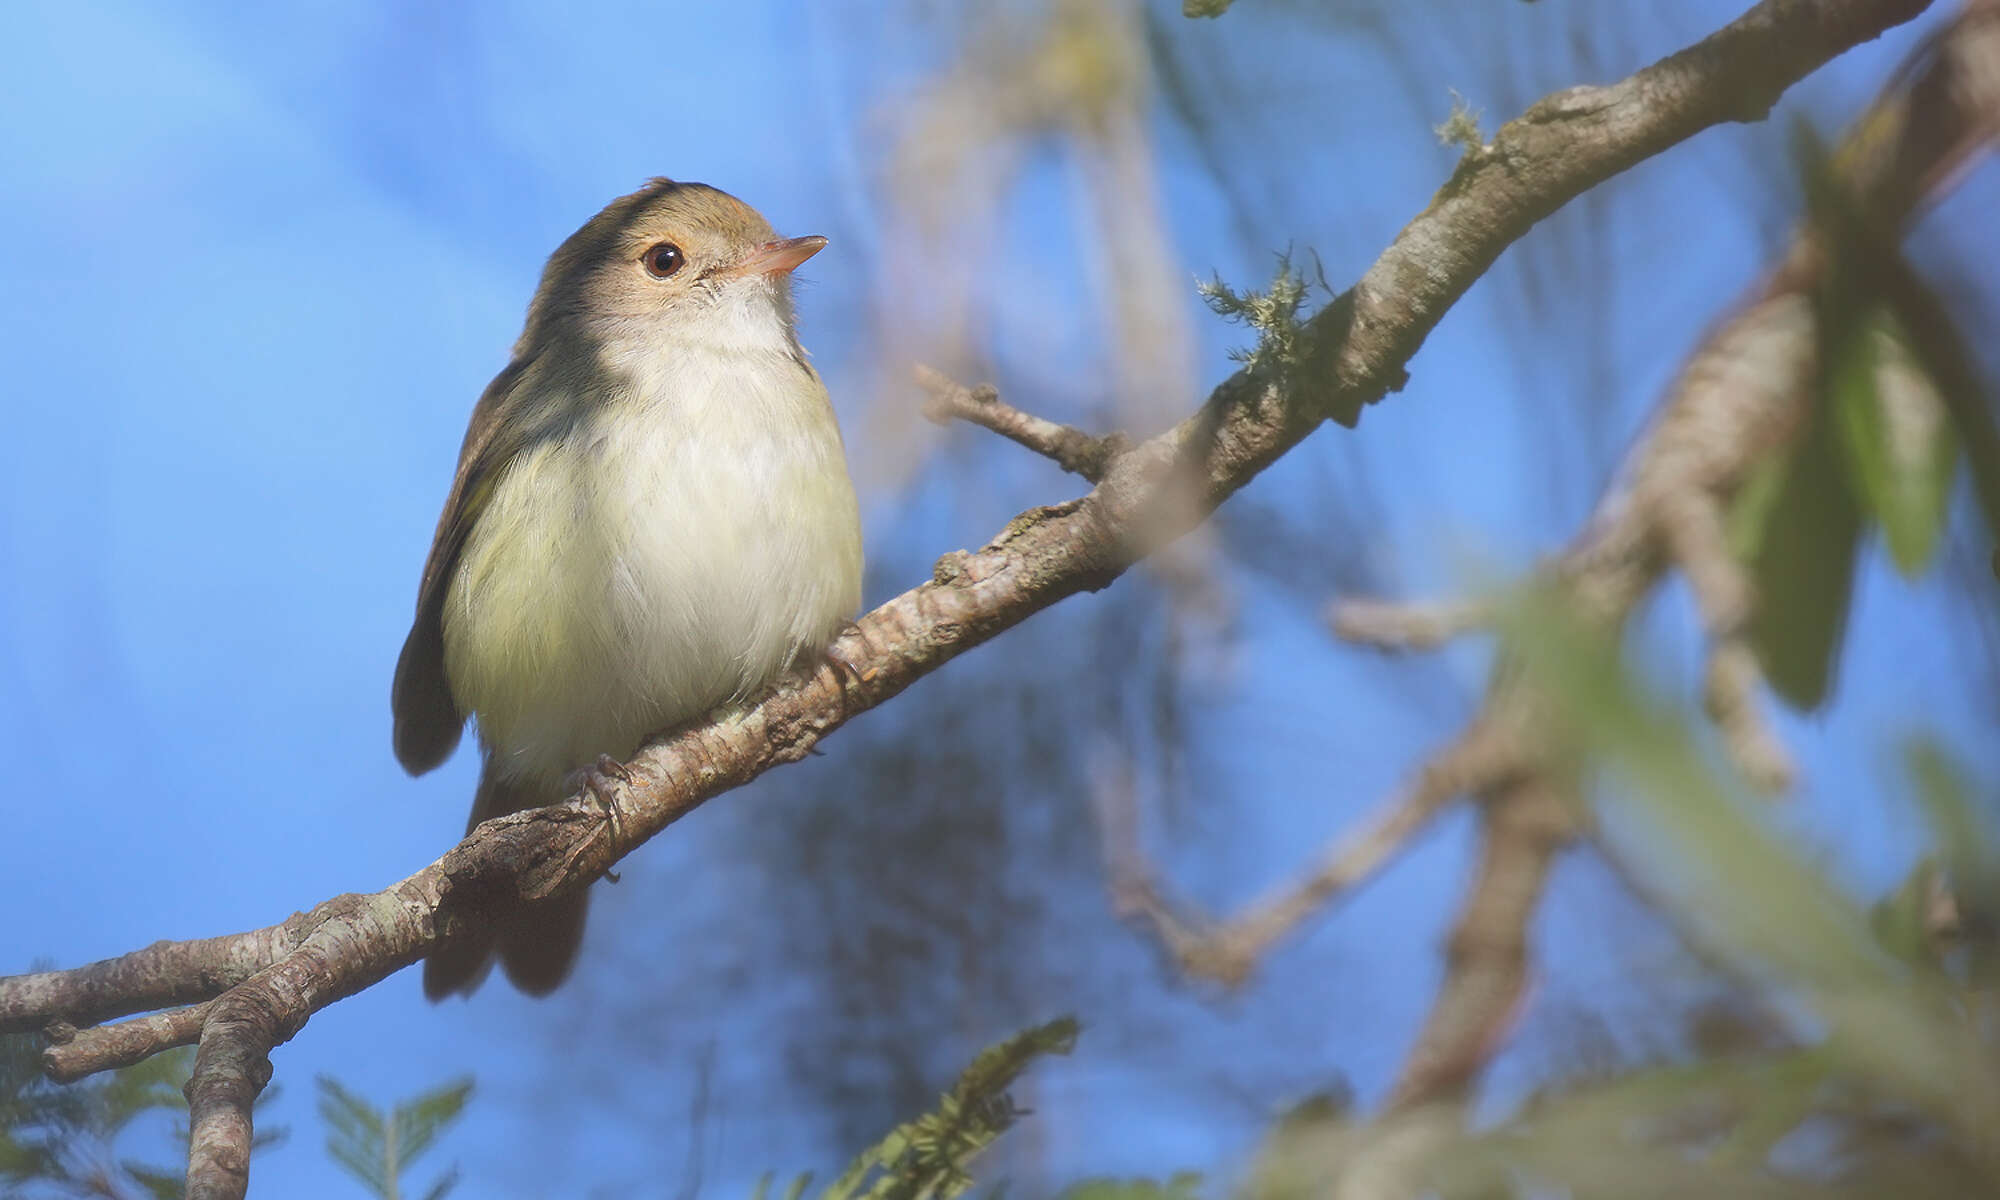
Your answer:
(1197, 254), (1313, 375)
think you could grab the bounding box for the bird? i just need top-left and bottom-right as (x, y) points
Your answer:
(391, 178), (864, 999)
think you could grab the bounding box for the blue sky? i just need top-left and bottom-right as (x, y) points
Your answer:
(3, 1), (1994, 1196)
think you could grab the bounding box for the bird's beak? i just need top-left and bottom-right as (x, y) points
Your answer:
(725, 235), (828, 278)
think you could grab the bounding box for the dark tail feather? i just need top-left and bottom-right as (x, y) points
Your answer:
(423, 926), (496, 1000)
(498, 887), (589, 996)
(423, 762), (590, 1001)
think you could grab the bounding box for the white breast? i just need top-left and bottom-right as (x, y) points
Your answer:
(442, 338), (863, 788)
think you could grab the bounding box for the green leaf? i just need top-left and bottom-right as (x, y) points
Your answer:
(1830, 307), (1956, 576)
(317, 1074), (473, 1200)
(1736, 400), (1863, 710)
(318, 1075), (393, 1197)
(1725, 455), (1788, 562)
(1870, 857), (1943, 967)
(391, 1077), (474, 1168)
(1792, 118), (1999, 579)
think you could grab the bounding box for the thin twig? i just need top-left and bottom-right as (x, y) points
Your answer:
(1098, 712), (1529, 986)
(1331, 597), (1496, 650)
(915, 364), (1130, 481)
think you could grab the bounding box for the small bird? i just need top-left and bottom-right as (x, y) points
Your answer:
(392, 179), (864, 1000)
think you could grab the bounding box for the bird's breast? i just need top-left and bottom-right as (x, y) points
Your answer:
(442, 349), (862, 785)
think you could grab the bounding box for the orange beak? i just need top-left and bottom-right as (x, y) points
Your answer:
(726, 235), (828, 278)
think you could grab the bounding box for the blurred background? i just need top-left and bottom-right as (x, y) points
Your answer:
(3, 0), (1997, 1196)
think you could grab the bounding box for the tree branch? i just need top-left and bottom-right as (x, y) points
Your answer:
(1323, 0), (1998, 1136)
(1385, 774), (1576, 1112)
(43, 1002), (209, 1083)
(1096, 710), (1529, 987)
(916, 365), (1129, 482)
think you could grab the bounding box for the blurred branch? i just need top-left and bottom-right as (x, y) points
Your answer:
(1505, 591), (2000, 1174)
(1094, 704), (1530, 987)
(1319, 0), (2000, 1142)
(0, 0), (1938, 1194)
(1330, 596), (1495, 649)
(1384, 773), (1575, 1111)
(916, 365), (1129, 482)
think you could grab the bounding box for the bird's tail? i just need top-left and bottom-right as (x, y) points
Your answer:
(423, 764), (589, 1001)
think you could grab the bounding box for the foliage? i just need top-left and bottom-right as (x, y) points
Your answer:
(1403, 593), (2000, 1195)
(758, 1017), (1078, 1200)
(0, 1035), (269, 1200)
(1221, 594), (2000, 1195)
(317, 1074), (473, 1200)
(1730, 384), (1864, 710)
(1730, 122), (1998, 711)
(1057, 1173), (1204, 1200)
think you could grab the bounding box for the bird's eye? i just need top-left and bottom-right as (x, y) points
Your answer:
(642, 242), (684, 279)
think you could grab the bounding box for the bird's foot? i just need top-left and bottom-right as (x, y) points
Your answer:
(812, 623), (871, 751)
(565, 754), (633, 872)
(824, 621), (869, 692)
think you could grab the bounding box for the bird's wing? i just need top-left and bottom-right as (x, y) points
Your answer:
(390, 355), (542, 775)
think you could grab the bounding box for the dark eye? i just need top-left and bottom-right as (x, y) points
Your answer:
(642, 242), (684, 279)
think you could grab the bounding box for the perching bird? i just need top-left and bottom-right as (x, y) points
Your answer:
(392, 179), (863, 999)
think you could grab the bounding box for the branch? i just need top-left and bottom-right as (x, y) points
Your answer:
(0, 0), (1936, 1194)
(1331, 596), (1496, 650)
(43, 1002), (209, 1083)
(0, 918), (316, 1034)
(1384, 773), (1575, 1111)
(915, 365), (1129, 482)
(1323, 0), (2000, 1133)
(1097, 708), (1528, 987)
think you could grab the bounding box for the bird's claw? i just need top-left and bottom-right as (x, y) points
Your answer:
(824, 621), (868, 691)
(565, 754), (633, 856)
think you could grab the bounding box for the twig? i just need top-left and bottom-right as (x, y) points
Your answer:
(1097, 709), (1533, 986)
(43, 1002), (210, 1083)
(0, 919), (311, 1035)
(915, 364), (1130, 481)
(1331, 596), (1495, 650)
